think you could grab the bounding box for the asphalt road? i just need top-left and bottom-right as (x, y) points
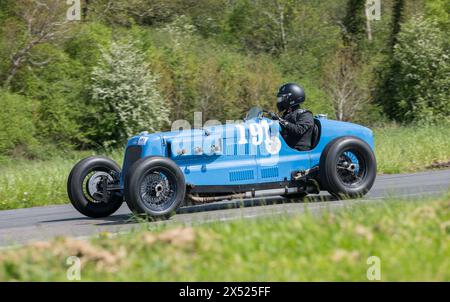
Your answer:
(0, 169), (449, 247)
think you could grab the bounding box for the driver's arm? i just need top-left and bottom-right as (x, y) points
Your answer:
(281, 111), (314, 137)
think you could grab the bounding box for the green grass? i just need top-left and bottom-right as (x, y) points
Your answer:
(0, 150), (123, 210)
(0, 124), (449, 210)
(374, 123), (450, 174)
(0, 194), (449, 281)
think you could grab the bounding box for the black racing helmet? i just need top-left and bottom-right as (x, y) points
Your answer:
(276, 83), (306, 112)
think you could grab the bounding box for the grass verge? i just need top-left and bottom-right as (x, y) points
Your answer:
(374, 123), (450, 174)
(0, 150), (123, 210)
(0, 194), (449, 281)
(0, 124), (449, 210)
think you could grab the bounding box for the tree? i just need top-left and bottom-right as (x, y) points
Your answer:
(388, 17), (449, 123)
(262, 0), (289, 53)
(323, 49), (370, 121)
(389, 0), (405, 49)
(341, 0), (367, 49)
(85, 0), (186, 26)
(425, 0), (450, 31)
(374, 0), (405, 118)
(1, 0), (72, 89)
(90, 41), (169, 146)
(0, 89), (37, 157)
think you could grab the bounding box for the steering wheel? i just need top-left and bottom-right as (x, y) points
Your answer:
(262, 110), (281, 121)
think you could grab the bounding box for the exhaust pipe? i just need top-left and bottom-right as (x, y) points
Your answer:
(187, 187), (305, 203)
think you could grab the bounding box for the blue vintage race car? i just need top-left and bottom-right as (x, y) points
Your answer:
(68, 107), (376, 218)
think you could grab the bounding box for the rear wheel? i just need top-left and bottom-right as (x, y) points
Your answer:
(67, 156), (123, 218)
(124, 157), (186, 219)
(320, 137), (376, 199)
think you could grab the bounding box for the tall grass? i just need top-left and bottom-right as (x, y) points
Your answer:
(374, 123), (450, 174)
(0, 150), (124, 210)
(0, 194), (449, 281)
(0, 124), (449, 210)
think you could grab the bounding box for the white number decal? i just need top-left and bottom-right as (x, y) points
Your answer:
(249, 123), (263, 146)
(236, 121), (281, 155)
(236, 124), (247, 145)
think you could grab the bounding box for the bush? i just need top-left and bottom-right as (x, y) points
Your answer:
(64, 22), (112, 71)
(15, 44), (87, 149)
(0, 90), (38, 157)
(90, 40), (170, 147)
(425, 0), (450, 31)
(141, 20), (285, 123)
(389, 17), (449, 123)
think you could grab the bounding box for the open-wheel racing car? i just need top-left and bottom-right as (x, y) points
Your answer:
(67, 107), (377, 219)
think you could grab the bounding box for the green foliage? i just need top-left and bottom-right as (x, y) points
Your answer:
(375, 1), (450, 124)
(374, 123), (450, 174)
(90, 40), (170, 147)
(0, 0), (448, 157)
(141, 18), (285, 122)
(388, 17), (449, 123)
(64, 22), (112, 70)
(0, 149), (123, 209)
(0, 90), (37, 157)
(0, 155), (75, 209)
(342, 0), (367, 48)
(0, 12), (26, 85)
(85, 0), (188, 26)
(1, 194), (450, 281)
(15, 44), (87, 148)
(388, 0), (405, 48)
(425, 0), (450, 31)
(225, 0), (283, 54)
(0, 0), (15, 24)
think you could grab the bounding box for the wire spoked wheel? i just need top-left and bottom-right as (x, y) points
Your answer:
(320, 137), (376, 199)
(336, 150), (367, 188)
(125, 157), (186, 219)
(139, 170), (176, 212)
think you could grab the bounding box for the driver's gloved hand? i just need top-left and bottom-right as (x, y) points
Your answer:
(268, 112), (288, 127)
(268, 112), (280, 120)
(278, 118), (288, 127)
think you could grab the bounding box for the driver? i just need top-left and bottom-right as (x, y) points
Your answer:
(269, 83), (314, 151)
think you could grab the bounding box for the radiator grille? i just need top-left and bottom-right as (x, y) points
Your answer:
(122, 145), (142, 179)
(229, 170), (255, 182)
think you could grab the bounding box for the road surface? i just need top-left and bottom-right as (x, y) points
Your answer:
(0, 169), (449, 247)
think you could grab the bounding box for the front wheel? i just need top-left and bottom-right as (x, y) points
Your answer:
(320, 137), (376, 199)
(124, 157), (186, 219)
(67, 156), (123, 218)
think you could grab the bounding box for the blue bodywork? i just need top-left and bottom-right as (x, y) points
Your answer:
(120, 114), (374, 192)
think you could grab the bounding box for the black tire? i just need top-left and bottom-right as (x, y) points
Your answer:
(320, 137), (376, 199)
(67, 156), (123, 218)
(124, 156), (186, 219)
